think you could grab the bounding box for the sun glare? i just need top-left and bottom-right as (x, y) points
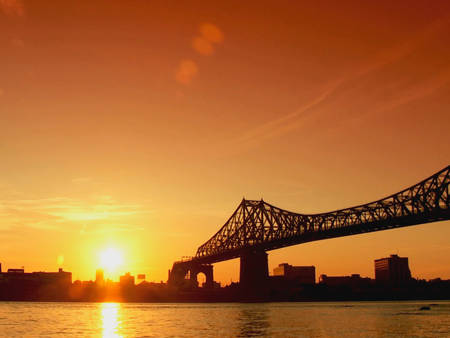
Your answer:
(99, 248), (124, 273)
(101, 303), (121, 337)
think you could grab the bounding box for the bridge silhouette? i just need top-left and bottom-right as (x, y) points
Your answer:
(169, 166), (449, 289)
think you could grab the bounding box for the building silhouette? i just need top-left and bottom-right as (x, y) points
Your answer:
(120, 272), (135, 286)
(0, 263), (72, 301)
(319, 274), (371, 287)
(0, 265), (71, 286)
(374, 254), (411, 284)
(95, 269), (105, 286)
(273, 263), (315, 284)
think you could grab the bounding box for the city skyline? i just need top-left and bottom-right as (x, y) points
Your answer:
(0, 234), (447, 284)
(1, 1), (450, 284)
(0, 251), (442, 285)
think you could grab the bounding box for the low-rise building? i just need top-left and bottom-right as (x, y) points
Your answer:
(319, 274), (371, 287)
(273, 263), (315, 284)
(120, 272), (135, 287)
(0, 265), (72, 286)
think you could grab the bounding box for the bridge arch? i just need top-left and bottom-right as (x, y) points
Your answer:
(168, 262), (214, 288)
(196, 271), (206, 287)
(190, 265), (213, 288)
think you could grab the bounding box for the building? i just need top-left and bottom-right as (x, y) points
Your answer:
(119, 272), (135, 287)
(374, 254), (411, 284)
(95, 269), (105, 285)
(0, 265), (72, 286)
(273, 263), (315, 284)
(319, 274), (372, 287)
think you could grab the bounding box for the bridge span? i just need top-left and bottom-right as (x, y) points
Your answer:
(169, 165), (449, 289)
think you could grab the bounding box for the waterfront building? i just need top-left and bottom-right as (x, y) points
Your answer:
(120, 272), (135, 286)
(95, 269), (105, 285)
(0, 264), (72, 286)
(374, 254), (411, 283)
(273, 263), (315, 284)
(319, 274), (371, 287)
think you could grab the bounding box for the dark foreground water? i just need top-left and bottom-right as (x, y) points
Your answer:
(0, 301), (449, 337)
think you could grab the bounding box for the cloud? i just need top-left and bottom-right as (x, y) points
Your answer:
(71, 177), (92, 184)
(0, 0), (25, 17)
(0, 195), (151, 231)
(232, 79), (343, 148)
(368, 67), (450, 116)
(0, 207), (64, 230)
(159, 232), (191, 238)
(175, 59), (198, 85)
(79, 223), (144, 235)
(231, 18), (450, 150)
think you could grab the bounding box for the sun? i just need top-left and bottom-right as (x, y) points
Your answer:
(99, 248), (124, 273)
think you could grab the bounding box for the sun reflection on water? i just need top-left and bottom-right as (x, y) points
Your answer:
(101, 303), (122, 338)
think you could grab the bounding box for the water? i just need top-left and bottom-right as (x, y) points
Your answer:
(0, 301), (449, 337)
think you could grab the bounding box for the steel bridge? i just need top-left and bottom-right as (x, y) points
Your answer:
(169, 165), (449, 289)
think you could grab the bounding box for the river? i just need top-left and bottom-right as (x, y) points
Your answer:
(0, 301), (449, 337)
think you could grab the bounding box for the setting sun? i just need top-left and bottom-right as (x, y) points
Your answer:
(99, 248), (124, 273)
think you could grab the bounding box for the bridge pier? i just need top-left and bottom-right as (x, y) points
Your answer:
(239, 249), (269, 293)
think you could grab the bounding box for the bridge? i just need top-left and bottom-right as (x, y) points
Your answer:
(169, 165), (449, 289)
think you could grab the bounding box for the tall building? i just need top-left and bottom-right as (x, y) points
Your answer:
(95, 269), (104, 285)
(374, 254), (411, 283)
(273, 263), (315, 284)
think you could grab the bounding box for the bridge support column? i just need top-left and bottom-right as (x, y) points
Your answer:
(239, 249), (269, 294)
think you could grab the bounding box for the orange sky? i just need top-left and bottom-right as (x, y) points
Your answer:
(1, 1), (449, 283)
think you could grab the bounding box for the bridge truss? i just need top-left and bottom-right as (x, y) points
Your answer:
(194, 166), (449, 264)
